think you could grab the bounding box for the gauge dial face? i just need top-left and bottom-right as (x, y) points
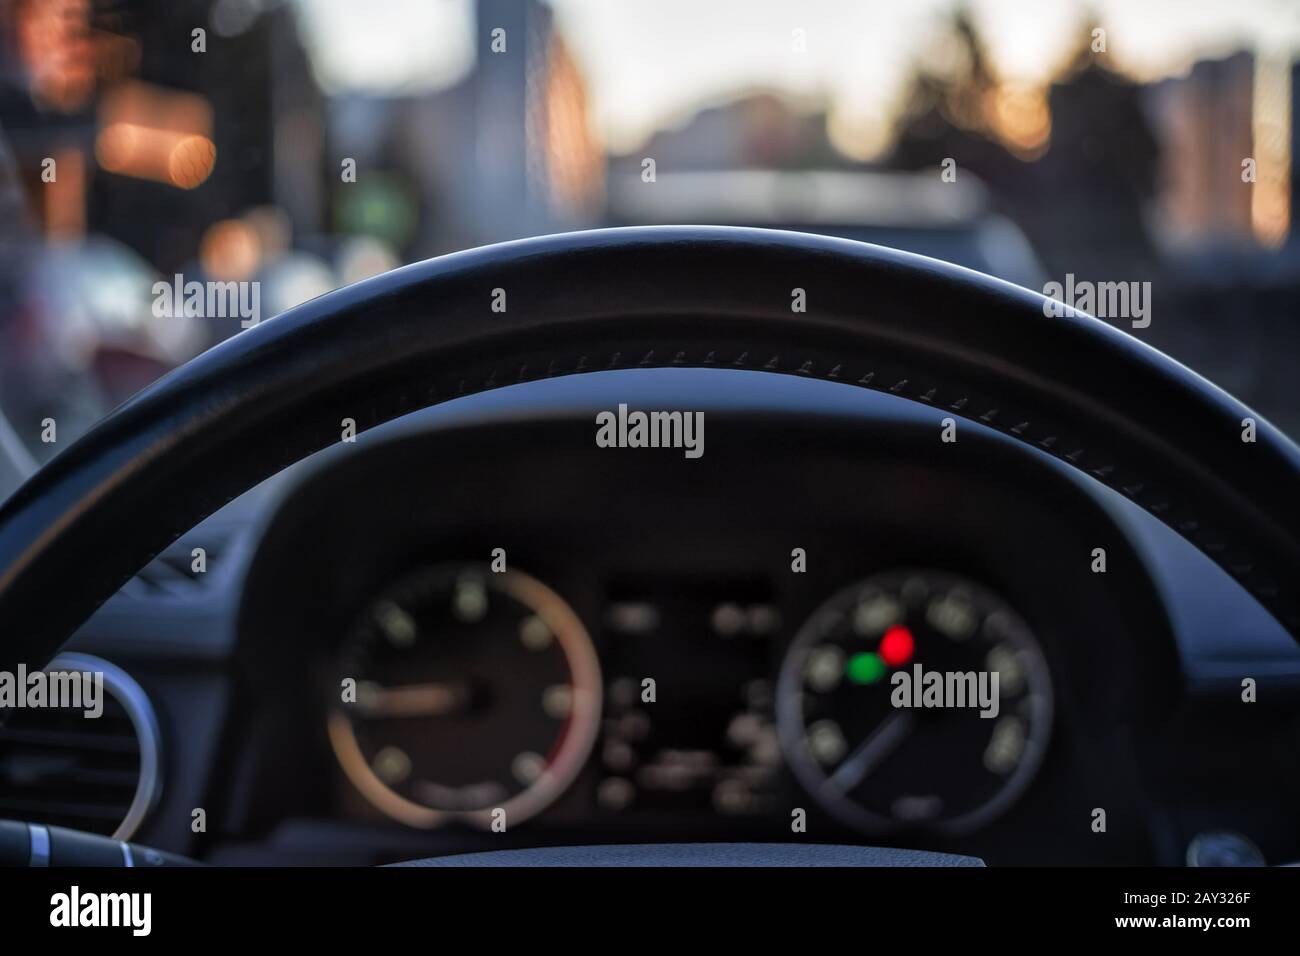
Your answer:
(777, 570), (1053, 836)
(328, 565), (601, 829)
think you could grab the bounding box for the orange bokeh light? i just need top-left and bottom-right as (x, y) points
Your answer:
(95, 82), (216, 189)
(199, 219), (262, 281)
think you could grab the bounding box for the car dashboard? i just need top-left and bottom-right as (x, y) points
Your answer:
(30, 368), (1300, 866)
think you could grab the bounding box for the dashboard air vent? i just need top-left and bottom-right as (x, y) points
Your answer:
(0, 654), (161, 839)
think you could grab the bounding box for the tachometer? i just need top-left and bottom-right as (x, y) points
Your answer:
(776, 570), (1052, 836)
(328, 564), (601, 829)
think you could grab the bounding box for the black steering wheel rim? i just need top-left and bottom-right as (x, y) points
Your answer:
(1, 225), (1299, 674)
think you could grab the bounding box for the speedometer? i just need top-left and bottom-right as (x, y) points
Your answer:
(776, 570), (1052, 836)
(328, 564), (601, 829)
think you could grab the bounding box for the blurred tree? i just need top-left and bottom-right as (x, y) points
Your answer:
(890, 11), (1163, 282)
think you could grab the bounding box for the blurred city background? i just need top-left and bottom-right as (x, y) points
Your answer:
(1, 0), (1298, 472)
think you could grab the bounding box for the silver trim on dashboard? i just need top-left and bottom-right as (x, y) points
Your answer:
(50, 653), (163, 842)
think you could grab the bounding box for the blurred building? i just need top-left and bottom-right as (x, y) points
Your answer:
(1294, 60), (1300, 251)
(334, 0), (604, 258)
(0, 0), (327, 454)
(607, 92), (842, 173)
(0, 0), (324, 273)
(1146, 53), (1257, 250)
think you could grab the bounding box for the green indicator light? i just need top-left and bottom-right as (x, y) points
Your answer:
(846, 652), (886, 685)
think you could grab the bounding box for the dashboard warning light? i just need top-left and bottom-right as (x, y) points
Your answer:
(879, 625), (915, 668)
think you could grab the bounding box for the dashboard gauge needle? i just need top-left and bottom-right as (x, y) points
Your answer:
(824, 711), (916, 795)
(354, 680), (472, 718)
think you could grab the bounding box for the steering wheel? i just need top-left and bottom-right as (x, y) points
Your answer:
(4, 226), (1298, 866)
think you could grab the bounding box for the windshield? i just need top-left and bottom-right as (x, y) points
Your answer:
(1, 0), (1298, 481)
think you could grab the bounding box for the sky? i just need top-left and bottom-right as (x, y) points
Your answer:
(294, 0), (1300, 153)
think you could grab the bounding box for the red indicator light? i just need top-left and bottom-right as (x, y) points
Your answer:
(879, 625), (915, 668)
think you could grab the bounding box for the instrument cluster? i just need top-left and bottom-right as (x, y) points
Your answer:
(328, 561), (1056, 838)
